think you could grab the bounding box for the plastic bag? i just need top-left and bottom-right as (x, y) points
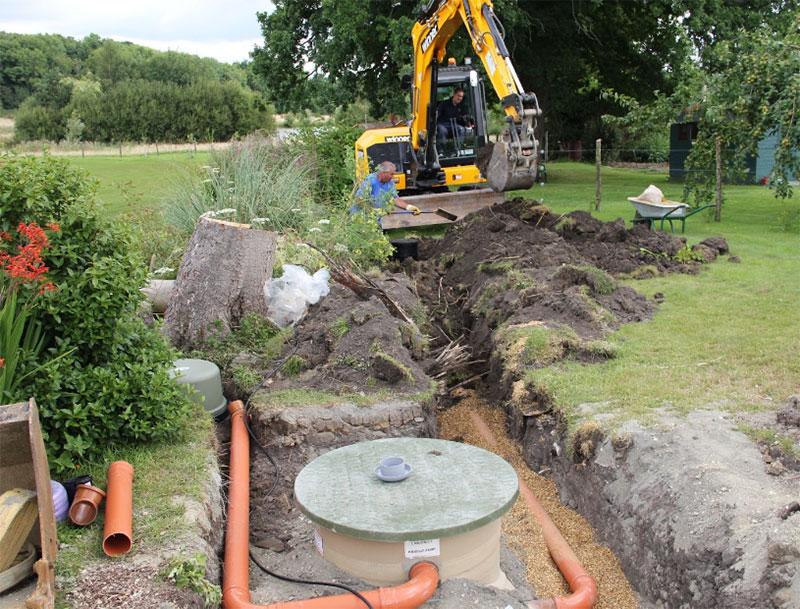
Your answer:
(264, 264), (331, 327)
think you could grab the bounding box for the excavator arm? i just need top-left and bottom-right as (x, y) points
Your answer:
(410, 0), (541, 191)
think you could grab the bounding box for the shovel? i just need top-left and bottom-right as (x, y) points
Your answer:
(395, 208), (458, 221)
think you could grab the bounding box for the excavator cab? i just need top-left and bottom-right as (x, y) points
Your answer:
(354, 0), (541, 229)
(433, 63), (489, 168)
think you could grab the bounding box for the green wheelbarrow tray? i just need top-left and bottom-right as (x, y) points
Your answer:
(632, 202), (715, 233)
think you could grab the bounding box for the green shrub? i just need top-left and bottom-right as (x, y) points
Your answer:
(13, 99), (65, 141)
(191, 313), (288, 394)
(0, 155), (95, 233)
(281, 354), (307, 376)
(164, 133), (391, 270)
(42, 209), (147, 362)
(286, 119), (362, 203)
(308, 206), (393, 269)
(0, 155), (193, 471)
(163, 554), (221, 608)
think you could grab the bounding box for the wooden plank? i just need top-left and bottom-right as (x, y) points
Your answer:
(381, 190), (504, 230)
(28, 399), (57, 563)
(25, 399), (57, 609)
(0, 489), (37, 571)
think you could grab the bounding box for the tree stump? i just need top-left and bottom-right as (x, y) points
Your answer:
(164, 218), (277, 350)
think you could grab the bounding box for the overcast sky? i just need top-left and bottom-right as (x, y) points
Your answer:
(0, 0), (274, 63)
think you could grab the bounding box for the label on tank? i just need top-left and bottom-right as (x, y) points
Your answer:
(314, 529), (324, 556)
(404, 538), (440, 559)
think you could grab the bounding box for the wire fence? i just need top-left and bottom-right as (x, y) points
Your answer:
(4, 140), (234, 158)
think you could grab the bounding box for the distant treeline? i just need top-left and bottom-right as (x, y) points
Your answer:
(0, 32), (274, 142)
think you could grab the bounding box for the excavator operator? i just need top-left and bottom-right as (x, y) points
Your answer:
(436, 86), (474, 141)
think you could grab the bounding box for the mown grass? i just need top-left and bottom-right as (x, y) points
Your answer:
(65, 152), (210, 215)
(516, 161), (800, 424)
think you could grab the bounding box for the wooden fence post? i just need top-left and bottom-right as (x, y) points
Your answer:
(595, 138), (602, 210)
(715, 137), (722, 222)
(544, 131), (549, 162)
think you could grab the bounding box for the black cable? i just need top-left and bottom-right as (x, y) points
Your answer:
(249, 550), (374, 609)
(241, 345), (300, 497)
(239, 345), (374, 609)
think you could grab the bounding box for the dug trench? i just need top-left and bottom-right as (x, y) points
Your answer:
(230, 199), (799, 609)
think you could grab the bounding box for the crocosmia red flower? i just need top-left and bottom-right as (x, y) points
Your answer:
(0, 223), (52, 286)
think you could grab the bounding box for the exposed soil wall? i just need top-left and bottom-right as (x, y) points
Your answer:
(509, 406), (800, 609)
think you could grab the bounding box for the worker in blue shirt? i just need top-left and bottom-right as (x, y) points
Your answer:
(353, 161), (421, 216)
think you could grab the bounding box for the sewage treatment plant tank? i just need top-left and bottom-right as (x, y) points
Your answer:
(294, 437), (519, 588)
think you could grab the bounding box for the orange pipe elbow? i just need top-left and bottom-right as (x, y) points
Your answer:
(103, 460), (134, 557)
(469, 413), (597, 609)
(224, 400), (439, 609)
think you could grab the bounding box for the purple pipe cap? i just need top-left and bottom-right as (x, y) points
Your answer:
(51, 480), (69, 523)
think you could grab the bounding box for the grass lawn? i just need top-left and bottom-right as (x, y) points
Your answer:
(65, 152), (209, 215)
(515, 162), (800, 423)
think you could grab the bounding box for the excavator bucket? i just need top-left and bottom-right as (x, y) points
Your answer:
(481, 140), (538, 192)
(381, 188), (504, 230)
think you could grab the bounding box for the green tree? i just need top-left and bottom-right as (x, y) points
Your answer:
(86, 40), (152, 83)
(684, 12), (800, 201)
(14, 98), (65, 141)
(252, 1), (795, 146)
(252, 0), (415, 116)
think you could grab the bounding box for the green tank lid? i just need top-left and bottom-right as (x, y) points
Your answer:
(171, 358), (227, 419)
(294, 437), (519, 542)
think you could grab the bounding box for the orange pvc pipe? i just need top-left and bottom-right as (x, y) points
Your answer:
(103, 460), (134, 557)
(224, 400), (440, 609)
(469, 412), (598, 609)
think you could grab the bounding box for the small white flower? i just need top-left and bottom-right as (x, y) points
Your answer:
(251, 217), (270, 224)
(201, 208), (236, 219)
(152, 267), (174, 276)
(318, 219), (330, 225)
(334, 243), (349, 252)
(201, 179), (212, 184)
(308, 227), (322, 233)
(291, 208), (302, 212)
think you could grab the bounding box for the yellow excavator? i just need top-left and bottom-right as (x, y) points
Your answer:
(354, 0), (541, 229)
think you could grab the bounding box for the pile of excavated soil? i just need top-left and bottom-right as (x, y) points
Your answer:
(411, 198), (727, 386)
(439, 393), (638, 609)
(420, 198), (702, 276)
(268, 275), (431, 397)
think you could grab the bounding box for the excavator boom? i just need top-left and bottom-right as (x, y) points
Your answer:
(410, 0), (540, 192)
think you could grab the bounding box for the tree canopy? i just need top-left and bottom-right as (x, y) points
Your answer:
(252, 0), (795, 148)
(1, 32), (273, 143)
